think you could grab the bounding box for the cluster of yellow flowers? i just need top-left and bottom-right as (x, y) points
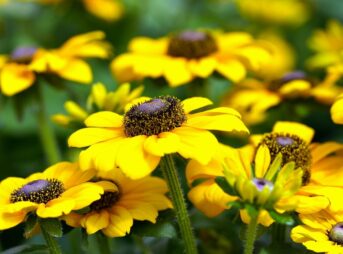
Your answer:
(2, 1), (343, 254)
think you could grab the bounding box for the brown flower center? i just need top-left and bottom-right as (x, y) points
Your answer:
(90, 191), (120, 211)
(167, 31), (217, 59)
(10, 47), (37, 64)
(329, 222), (343, 245)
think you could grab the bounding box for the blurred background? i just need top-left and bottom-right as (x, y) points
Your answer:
(0, 0), (342, 253)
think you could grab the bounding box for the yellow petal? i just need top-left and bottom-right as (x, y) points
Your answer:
(56, 59), (92, 84)
(182, 97), (213, 113)
(164, 58), (193, 87)
(64, 101), (88, 120)
(85, 111), (124, 128)
(89, 82), (107, 109)
(120, 200), (158, 223)
(331, 94), (343, 124)
(216, 59), (246, 82)
(117, 136), (160, 179)
(188, 57), (217, 78)
(295, 195), (329, 214)
(128, 37), (168, 54)
(254, 144), (271, 178)
(83, 0), (123, 22)
(173, 127), (218, 165)
(143, 132), (180, 157)
(102, 206), (133, 237)
(68, 128), (123, 148)
(1, 63), (35, 96)
(0, 211), (26, 230)
(279, 80), (312, 97)
(36, 198), (75, 218)
(83, 210), (110, 234)
(272, 121), (314, 144)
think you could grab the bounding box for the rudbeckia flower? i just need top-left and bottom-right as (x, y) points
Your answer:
(291, 210), (343, 253)
(0, 31), (111, 96)
(64, 169), (172, 236)
(111, 30), (271, 87)
(308, 20), (343, 69)
(0, 162), (111, 230)
(187, 121), (343, 222)
(235, 0), (309, 26)
(68, 96), (249, 179)
(52, 82), (143, 127)
(222, 70), (342, 125)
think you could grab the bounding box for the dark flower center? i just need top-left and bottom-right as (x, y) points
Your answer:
(252, 178), (274, 191)
(10, 179), (65, 204)
(10, 47), (37, 64)
(329, 222), (343, 245)
(90, 191), (120, 211)
(167, 31), (218, 59)
(124, 96), (187, 137)
(258, 133), (312, 185)
(269, 71), (313, 92)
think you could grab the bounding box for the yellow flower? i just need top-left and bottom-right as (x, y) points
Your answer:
(0, 162), (110, 230)
(68, 96), (249, 179)
(0, 31), (110, 96)
(187, 143), (302, 227)
(308, 20), (343, 69)
(52, 82), (143, 127)
(111, 31), (271, 87)
(235, 0), (309, 26)
(30, 31), (111, 85)
(187, 121), (343, 222)
(64, 169), (172, 237)
(291, 210), (343, 254)
(222, 70), (342, 125)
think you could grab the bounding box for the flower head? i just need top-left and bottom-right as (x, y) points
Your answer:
(111, 30), (271, 87)
(68, 96), (249, 179)
(52, 82), (143, 127)
(64, 170), (172, 237)
(291, 210), (343, 253)
(0, 162), (109, 230)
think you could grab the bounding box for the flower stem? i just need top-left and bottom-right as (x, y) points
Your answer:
(160, 154), (197, 254)
(95, 232), (111, 254)
(243, 212), (260, 254)
(37, 83), (61, 164)
(40, 225), (62, 254)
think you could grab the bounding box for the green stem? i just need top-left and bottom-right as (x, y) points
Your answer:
(37, 84), (61, 164)
(95, 233), (111, 254)
(243, 212), (260, 254)
(160, 154), (197, 254)
(40, 225), (62, 254)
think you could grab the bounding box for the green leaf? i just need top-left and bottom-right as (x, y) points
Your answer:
(24, 213), (38, 239)
(215, 176), (236, 196)
(2, 244), (48, 254)
(132, 221), (177, 238)
(269, 211), (295, 225)
(39, 218), (63, 237)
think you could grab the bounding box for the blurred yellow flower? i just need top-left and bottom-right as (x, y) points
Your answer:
(68, 96), (249, 179)
(308, 20), (343, 69)
(111, 31), (271, 87)
(64, 169), (172, 237)
(52, 82), (144, 127)
(291, 210), (343, 253)
(0, 162), (109, 230)
(236, 0), (309, 26)
(0, 31), (111, 96)
(222, 70), (342, 125)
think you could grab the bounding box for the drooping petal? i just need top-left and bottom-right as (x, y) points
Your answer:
(82, 210), (110, 234)
(143, 132), (180, 156)
(102, 206), (133, 237)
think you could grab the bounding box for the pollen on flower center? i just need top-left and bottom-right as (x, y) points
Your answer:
(252, 178), (274, 191)
(258, 133), (312, 185)
(329, 222), (343, 245)
(167, 31), (218, 59)
(124, 96), (187, 137)
(90, 191), (120, 211)
(10, 179), (65, 204)
(10, 47), (37, 63)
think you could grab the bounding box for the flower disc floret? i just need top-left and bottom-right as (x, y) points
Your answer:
(124, 96), (186, 137)
(167, 31), (218, 59)
(259, 132), (312, 184)
(330, 222), (343, 245)
(10, 179), (64, 204)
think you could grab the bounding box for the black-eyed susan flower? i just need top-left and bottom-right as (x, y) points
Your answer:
(235, 0), (309, 26)
(222, 70), (342, 125)
(0, 162), (112, 230)
(52, 82), (143, 127)
(68, 96), (249, 179)
(187, 143), (302, 227)
(111, 31), (271, 87)
(308, 20), (343, 69)
(0, 31), (110, 96)
(64, 169), (172, 236)
(291, 210), (343, 253)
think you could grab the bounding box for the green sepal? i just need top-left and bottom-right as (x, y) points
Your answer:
(39, 218), (63, 237)
(215, 176), (236, 196)
(269, 210), (294, 225)
(24, 213), (38, 239)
